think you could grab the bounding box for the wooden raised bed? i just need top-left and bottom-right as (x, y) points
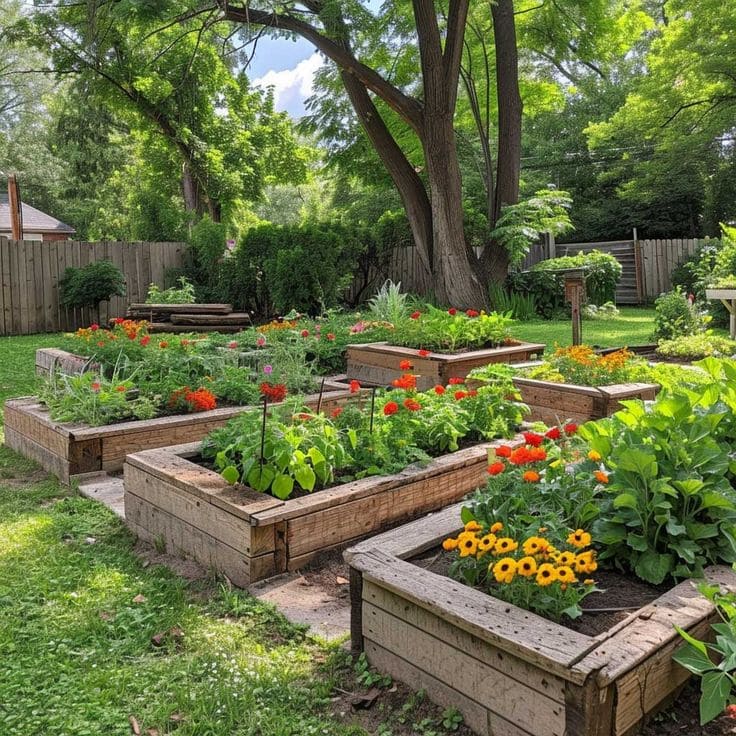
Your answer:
(511, 377), (660, 424)
(347, 341), (546, 390)
(4, 380), (354, 484)
(122, 438), (519, 587)
(36, 348), (98, 378)
(345, 505), (736, 736)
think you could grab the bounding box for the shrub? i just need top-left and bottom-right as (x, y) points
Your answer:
(488, 284), (536, 321)
(59, 260), (126, 312)
(146, 277), (196, 304)
(367, 280), (410, 325)
(186, 216), (228, 300)
(506, 250), (621, 319)
(653, 288), (703, 341)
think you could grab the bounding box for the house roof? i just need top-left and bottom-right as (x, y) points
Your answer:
(0, 192), (76, 234)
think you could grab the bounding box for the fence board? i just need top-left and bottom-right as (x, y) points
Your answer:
(0, 238), (187, 336)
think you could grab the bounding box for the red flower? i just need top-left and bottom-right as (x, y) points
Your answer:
(383, 401), (399, 416)
(181, 339), (190, 347)
(392, 374), (417, 390)
(448, 377), (465, 385)
(725, 704), (736, 720)
(140, 335), (151, 347)
(529, 447), (547, 462)
(228, 340), (238, 349)
(448, 308), (457, 316)
(545, 427), (561, 440)
(510, 447), (533, 465)
(468, 389), (478, 397)
(296, 413), (312, 421)
(331, 407), (343, 419)
(97, 341), (105, 347)
(90, 323), (99, 331)
(115, 385), (126, 393)
(184, 388), (217, 412)
(495, 445), (513, 458)
(403, 398), (421, 411)
(91, 382), (101, 392)
(488, 462), (505, 476)
(418, 349), (430, 357)
(300, 329), (309, 337)
(399, 359), (413, 370)
(113, 317), (125, 324)
(564, 423), (579, 434)
(159, 341), (168, 349)
(327, 333), (335, 341)
(466, 309), (480, 318)
(349, 379), (361, 394)
(434, 385), (445, 395)
(410, 311), (421, 320)
(523, 432), (544, 447)
(260, 382), (288, 403)
(454, 390), (467, 400)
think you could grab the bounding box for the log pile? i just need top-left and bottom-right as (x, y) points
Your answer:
(123, 303), (252, 333)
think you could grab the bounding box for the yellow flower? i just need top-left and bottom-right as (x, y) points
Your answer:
(476, 534), (497, 556)
(464, 520), (482, 533)
(536, 564), (558, 587)
(556, 551), (576, 567)
(458, 536), (479, 557)
(522, 536), (547, 556)
(567, 529), (592, 549)
(556, 566), (577, 584)
(457, 530), (478, 542)
(516, 556), (538, 577)
(442, 537), (458, 551)
(588, 450), (602, 462)
(583, 579), (595, 586)
(492, 557), (517, 584)
(574, 551), (598, 574)
(490, 522), (504, 534)
(494, 537), (518, 555)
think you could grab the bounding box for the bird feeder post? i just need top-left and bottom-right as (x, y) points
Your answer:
(564, 269), (587, 346)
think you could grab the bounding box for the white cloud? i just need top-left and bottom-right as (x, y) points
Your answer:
(253, 53), (323, 117)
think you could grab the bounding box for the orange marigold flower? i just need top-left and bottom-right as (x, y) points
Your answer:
(454, 390), (467, 400)
(418, 349), (430, 357)
(594, 470), (609, 484)
(490, 522), (504, 534)
(442, 537), (459, 551)
(403, 398), (421, 411)
(495, 445), (513, 458)
(399, 359), (413, 370)
(448, 377), (465, 385)
(392, 374), (417, 390)
(259, 382), (288, 403)
(115, 385), (126, 393)
(523, 470), (540, 483)
(349, 379), (361, 393)
(434, 385), (446, 395)
(159, 341), (168, 348)
(184, 388), (217, 412)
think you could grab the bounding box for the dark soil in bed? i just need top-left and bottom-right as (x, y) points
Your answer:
(410, 547), (664, 637)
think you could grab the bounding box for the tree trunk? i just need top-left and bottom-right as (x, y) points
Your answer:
(491, 0), (523, 222)
(423, 114), (489, 308)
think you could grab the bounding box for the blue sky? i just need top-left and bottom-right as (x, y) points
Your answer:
(249, 1), (383, 117)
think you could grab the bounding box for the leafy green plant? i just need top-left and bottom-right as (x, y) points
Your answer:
(581, 390), (736, 584)
(354, 653), (392, 688)
(367, 280), (410, 325)
(146, 276), (196, 304)
(59, 260), (126, 313)
(653, 288), (705, 341)
(656, 333), (736, 360)
(673, 583), (736, 724)
(489, 189), (573, 267)
(392, 305), (515, 352)
(583, 301), (619, 320)
(488, 283), (537, 321)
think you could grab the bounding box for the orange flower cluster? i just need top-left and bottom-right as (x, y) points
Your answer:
(169, 386), (217, 412)
(259, 382), (288, 403)
(256, 319), (298, 333)
(392, 373), (417, 390)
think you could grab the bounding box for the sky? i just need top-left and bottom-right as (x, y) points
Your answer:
(250, 1), (383, 118)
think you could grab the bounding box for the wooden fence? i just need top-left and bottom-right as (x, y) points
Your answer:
(0, 238), (187, 335)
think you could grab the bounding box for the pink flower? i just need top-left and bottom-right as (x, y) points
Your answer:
(90, 323), (99, 331)
(256, 335), (266, 347)
(350, 322), (366, 334)
(301, 329), (309, 338)
(228, 340), (238, 349)
(263, 364), (273, 375)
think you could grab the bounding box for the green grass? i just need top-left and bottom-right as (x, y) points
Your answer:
(0, 446), (369, 736)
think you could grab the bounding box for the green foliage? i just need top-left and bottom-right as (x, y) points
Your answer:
(673, 584), (736, 725)
(653, 289), (704, 341)
(368, 280), (410, 325)
(507, 250), (621, 318)
(490, 189), (574, 267)
(656, 333), (736, 361)
(581, 378), (736, 584)
(186, 217), (228, 299)
(391, 306), (514, 352)
(59, 260), (126, 310)
(582, 302), (619, 320)
(488, 284), (537, 321)
(145, 277), (196, 304)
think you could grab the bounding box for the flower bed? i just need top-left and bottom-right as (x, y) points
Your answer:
(347, 342), (545, 391)
(471, 346), (659, 423)
(4, 381), (354, 484)
(344, 505), (736, 736)
(123, 438), (519, 587)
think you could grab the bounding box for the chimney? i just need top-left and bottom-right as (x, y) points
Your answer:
(7, 174), (23, 240)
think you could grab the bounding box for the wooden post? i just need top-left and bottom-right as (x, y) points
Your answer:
(564, 270), (587, 346)
(7, 174), (23, 240)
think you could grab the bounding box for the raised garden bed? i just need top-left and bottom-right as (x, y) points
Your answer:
(511, 377), (659, 424)
(4, 380), (354, 484)
(36, 347), (97, 378)
(344, 504), (736, 736)
(122, 439), (519, 587)
(347, 342), (545, 390)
